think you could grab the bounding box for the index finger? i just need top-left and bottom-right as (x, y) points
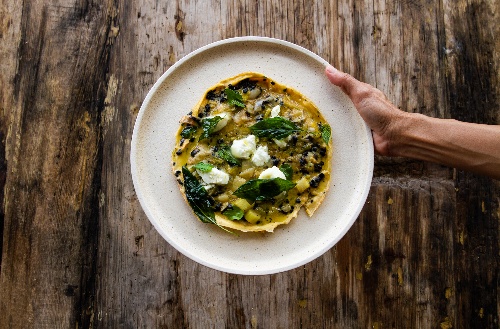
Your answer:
(324, 66), (361, 97)
(325, 66), (386, 103)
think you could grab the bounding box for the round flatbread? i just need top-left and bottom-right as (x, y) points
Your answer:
(172, 72), (332, 232)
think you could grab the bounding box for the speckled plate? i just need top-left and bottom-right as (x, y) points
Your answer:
(131, 37), (373, 275)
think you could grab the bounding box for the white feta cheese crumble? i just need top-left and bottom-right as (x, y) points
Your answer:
(231, 135), (257, 159)
(251, 145), (271, 166)
(196, 167), (230, 185)
(207, 112), (230, 132)
(259, 166), (286, 180)
(270, 105), (281, 118)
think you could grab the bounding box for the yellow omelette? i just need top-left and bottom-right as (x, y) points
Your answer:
(172, 72), (332, 232)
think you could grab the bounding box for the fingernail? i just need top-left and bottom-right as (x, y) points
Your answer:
(326, 65), (338, 74)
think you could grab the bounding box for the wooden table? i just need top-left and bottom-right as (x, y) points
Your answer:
(1, 1), (499, 328)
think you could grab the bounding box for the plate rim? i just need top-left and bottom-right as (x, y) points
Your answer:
(130, 36), (374, 275)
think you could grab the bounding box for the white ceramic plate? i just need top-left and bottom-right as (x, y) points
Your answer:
(131, 37), (373, 275)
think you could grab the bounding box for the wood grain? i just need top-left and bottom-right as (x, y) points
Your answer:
(0, 0), (498, 328)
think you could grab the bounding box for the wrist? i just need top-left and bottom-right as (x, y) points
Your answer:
(385, 111), (419, 157)
(389, 112), (455, 163)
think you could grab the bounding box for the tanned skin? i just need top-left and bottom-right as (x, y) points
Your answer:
(325, 65), (500, 180)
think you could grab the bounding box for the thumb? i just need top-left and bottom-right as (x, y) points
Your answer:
(325, 65), (360, 98)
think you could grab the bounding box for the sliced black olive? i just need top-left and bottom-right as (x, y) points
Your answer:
(190, 148), (200, 157)
(206, 90), (217, 100)
(214, 202), (223, 211)
(309, 173), (325, 188)
(189, 115), (201, 123)
(234, 78), (257, 90)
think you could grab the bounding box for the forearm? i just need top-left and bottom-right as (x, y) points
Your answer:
(324, 65), (500, 179)
(391, 113), (500, 179)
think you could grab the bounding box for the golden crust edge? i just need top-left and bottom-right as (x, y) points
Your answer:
(304, 176), (330, 216)
(215, 205), (301, 233)
(190, 71), (266, 116)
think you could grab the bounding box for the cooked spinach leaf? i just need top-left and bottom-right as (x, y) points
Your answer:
(180, 126), (198, 139)
(224, 88), (245, 108)
(279, 164), (293, 180)
(249, 117), (300, 140)
(319, 123), (331, 144)
(200, 116), (223, 140)
(233, 178), (296, 202)
(182, 166), (215, 223)
(193, 162), (213, 172)
(215, 145), (241, 166)
(222, 205), (244, 220)
(182, 166), (232, 233)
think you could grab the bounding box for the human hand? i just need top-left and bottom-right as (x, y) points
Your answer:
(325, 65), (500, 179)
(325, 65), (409, 156)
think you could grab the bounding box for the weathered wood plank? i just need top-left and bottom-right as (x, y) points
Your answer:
(0, 0), (22, 286)
(0, 0), (113, 327)
(92, 1), (182, 328)
(336, 178), (458, 328)
(442, 1), (500, 327)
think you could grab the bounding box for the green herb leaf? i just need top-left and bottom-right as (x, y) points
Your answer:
(180, 126), (198, 139)
(193, 162), (213, 172)
(319, 123), (331, 144)
(216, 145), (241, 166)
(182, 167), (233, 233)
(182, 166), (215, 223)
(222, 205), (245, 220)
(224, 88), (245, 108)
(200, 116), (223, 140)
(233, 178), (296, 202)
(279, 164), (293, 180)
(249, 117), (301, 140)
